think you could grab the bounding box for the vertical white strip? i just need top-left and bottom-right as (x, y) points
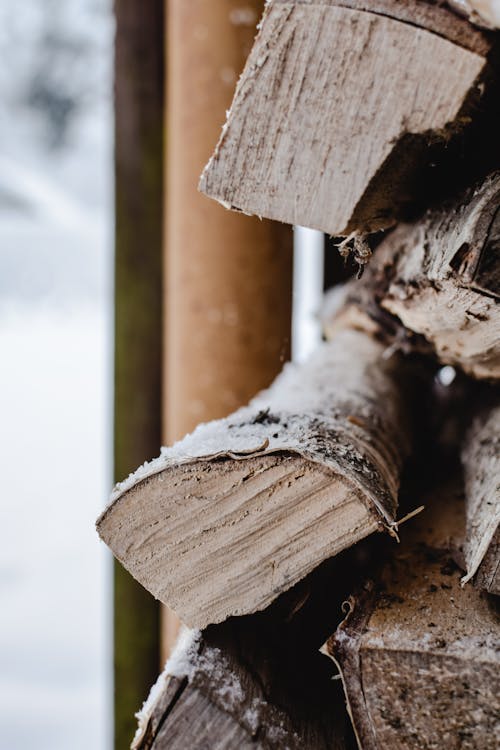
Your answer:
(292, 226), (324, 363)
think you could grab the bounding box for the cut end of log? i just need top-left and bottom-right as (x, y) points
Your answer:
(98, 452), (380, 629)
(98, 329), (417, 629)
(200, 0), (492, 236)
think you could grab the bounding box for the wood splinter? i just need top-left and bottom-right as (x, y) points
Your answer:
(323, 481), (500, 750)
(97, 328), (420, 629)
(200, 0), (497, 236)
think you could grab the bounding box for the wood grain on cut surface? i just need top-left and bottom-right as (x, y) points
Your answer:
(97, 329), (418, 629)
(324, 482), (500, 750)
(200, 1), (490, 235)
(461, 402), (500, 593)
(326, 172), (500, 380)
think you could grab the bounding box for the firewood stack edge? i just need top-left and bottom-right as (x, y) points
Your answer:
(98, 2), (500, 747)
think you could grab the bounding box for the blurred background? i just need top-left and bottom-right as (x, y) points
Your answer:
(0, 1), (112, 747)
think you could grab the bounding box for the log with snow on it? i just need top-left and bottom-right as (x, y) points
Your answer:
(323, 479), (500, 750)
(325, 171), (500, 381)
(97, 328), (423, 629)
(131, 545), (374, 750)
(460, 400), (500, 594)
(199, 0), (498, 237)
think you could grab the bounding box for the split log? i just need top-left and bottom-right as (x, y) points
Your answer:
(131, 550), (367, 750)
(97, 328), (421, 629)
(199, 0), (497, 236)
(323, 481), (500, 750)
(325, 171), (500, 380)
(461, 402), (500, 593)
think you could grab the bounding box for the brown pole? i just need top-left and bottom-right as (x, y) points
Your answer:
(163, 0), (293, 657)
(114, 1), (164, 746)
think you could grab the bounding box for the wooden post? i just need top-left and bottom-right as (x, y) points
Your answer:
(114, 1), (164, 747)
(163, 0), (293, 655)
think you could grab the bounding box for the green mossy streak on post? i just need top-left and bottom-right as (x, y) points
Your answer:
(114, 1), (164, 747)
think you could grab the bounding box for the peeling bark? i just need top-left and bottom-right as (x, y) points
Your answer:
(97, 328), (421, 629)
(323, 481), (500, 750)
(325, 172), (500, 380)
(199, 0), (496, 236)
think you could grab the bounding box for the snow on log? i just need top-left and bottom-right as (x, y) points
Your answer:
(326, 171), (500, 380)
(461, 401), (500, 593)
(97, 328), (419, 629)
(323, 480), (500, 750)
(131, 553), (365, 750)
(199, 0), (495, 236)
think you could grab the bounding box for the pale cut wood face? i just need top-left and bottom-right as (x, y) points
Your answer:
(99, 453), (378, 629)
(200, 3), (487, 235)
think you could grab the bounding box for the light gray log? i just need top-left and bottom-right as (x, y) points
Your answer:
(325, 172), (500, 381)
(199, 0), (494, 236)
(323, 480), (500, 750)
(461, 402), (500, 593)
(97, 328), (419, 629)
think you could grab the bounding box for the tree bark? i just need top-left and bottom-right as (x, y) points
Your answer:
(461, 401), (500, 593)
(113, 1), (164, 746)
(98, 327), (423, 629)
(200, 0), (497, 236)
(326, 171), (500, 380)
(324, 480), (500, 750)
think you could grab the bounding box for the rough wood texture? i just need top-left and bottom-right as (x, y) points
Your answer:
(113, 1), (164, 745)
(200, 0), (494, 236)
(97, 328), (420, 629)
(461, 402), (500, 592)
(132, 547), (376, 750)
(326, 171), (500, 380)
(324, 481), (500, 750)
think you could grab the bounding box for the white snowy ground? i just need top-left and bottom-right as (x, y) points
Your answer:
(0, 2), (112, 748)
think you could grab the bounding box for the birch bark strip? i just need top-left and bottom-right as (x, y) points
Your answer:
(325, 171), (500, 381)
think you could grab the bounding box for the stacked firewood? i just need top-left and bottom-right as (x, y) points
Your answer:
(98, 2), (499, 748)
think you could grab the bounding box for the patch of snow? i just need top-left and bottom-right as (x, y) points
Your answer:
(164, 627), (202, 679)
